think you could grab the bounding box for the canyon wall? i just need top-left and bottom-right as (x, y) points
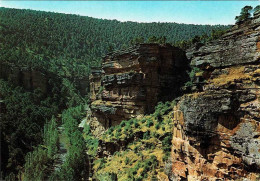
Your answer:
(87, 12), (260, 180)
(171, 13), (260, 180)
(89, 44), (189, 136)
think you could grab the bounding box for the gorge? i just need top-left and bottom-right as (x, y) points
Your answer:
(87, 11), (260, 180)
(0, 6), (259, 181)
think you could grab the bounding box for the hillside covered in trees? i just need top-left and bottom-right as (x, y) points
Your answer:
(0, 7), (228, 78)
(0, 7), (230, 180)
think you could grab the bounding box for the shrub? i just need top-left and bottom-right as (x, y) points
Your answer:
(117, 127), (122, 132)
(133, 146), (138, 153)
(163, 152), (170, 162)
(146, 119), (154, 127)
(120, 120), (126, 127)
(155, 123), (160, 129)
(125, 157), (130, 165)
(143, 131), (150, 140)
(134, 122), (139, 128)
(115, 131), (120, 139)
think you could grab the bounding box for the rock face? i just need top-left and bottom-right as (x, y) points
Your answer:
(187, 13), (260, 68)
(89, 44), (189, 136)
(171, 14), (260, 180)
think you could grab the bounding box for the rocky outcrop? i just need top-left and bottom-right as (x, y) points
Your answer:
(171, 13), (260, 180)
(89, 44), (189, 136)
(87, 12), (260, 180)
(187, 13), (260, 68)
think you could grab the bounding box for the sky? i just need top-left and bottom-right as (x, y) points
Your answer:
(0, 1), (259, 25)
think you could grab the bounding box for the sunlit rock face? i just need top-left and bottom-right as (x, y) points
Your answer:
(170, 13), (260, 180)
(89, 43), (189, 136)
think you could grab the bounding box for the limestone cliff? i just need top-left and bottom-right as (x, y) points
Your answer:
(171, 13), (260, 180)
(88, 13), (260, 181)
(88, 44), (189, 136)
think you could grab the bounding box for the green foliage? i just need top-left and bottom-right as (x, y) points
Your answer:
(0, 80), (58, 178)
(0, 7), (230, 180)
(43, 117), (59, 158)
(84, 125), (99, 157)
(185, 66), (202, 87)
(125, 157), (130, 165)
(147, 36), (166, 44)
(174, 27), (229, 50)
(190, 67), (201, 79)
(162, 134), (173, 153)
(96, 172), (117, 181)
(235, 6), (253, 24)
(155, 123), (160, 130)
(153, 101), (174, 121)
(163, 152), (170, 162)
(50, 105), (87, 180)
(96, 100), (177, 180)
(127, 155), (158, 180)
(120, 121), (126, 127)
(130, 37), (145, 45)
(146, 119), (154, 127)
(143, 131), (151, 140)
(24, 118), (59, 181)
(24, 147), (50, 181)
(61, 78), (85, 107)
(234, 5), (260, 24)
(0, 7), (227, 79)
(253, 5), (260, 16)
(97, 86), (104, 96)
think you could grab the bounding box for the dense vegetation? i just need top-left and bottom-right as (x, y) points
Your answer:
(0, 80), (58, 179)
(0, 7), (228, 78)
(0, 7), (231, 180)
(235, 5), (260, 24)
(85, 101), (176, 180)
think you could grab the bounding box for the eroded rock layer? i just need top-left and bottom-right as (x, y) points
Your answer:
(171, 13), (260, 180)
(89, 44), (189, 136)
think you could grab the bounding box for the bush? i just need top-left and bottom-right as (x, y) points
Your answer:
(155, 123), (160, 129)
(143, 131), (151, 140)
(153, 101), (173, 121)
(125, 157), (130, 165)
(162, 134), (172, 152)
(146, 119), (154, 127)
(163, 152), (170, 162)
(120, 120), (126, 127)
(115, 131), (120, 139)
(117, 126), (122, 132)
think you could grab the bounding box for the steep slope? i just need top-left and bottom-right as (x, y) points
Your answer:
(0, 7), (227, 82)
(88, 44), (189, 137)
(170, 12), (260, 180)
(86, 12), (260, 181)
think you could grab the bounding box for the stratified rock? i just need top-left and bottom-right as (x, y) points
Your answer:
(88, 43), (189, 136)
(171, 14), (260, 180)
(187, 13), (260, 69)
